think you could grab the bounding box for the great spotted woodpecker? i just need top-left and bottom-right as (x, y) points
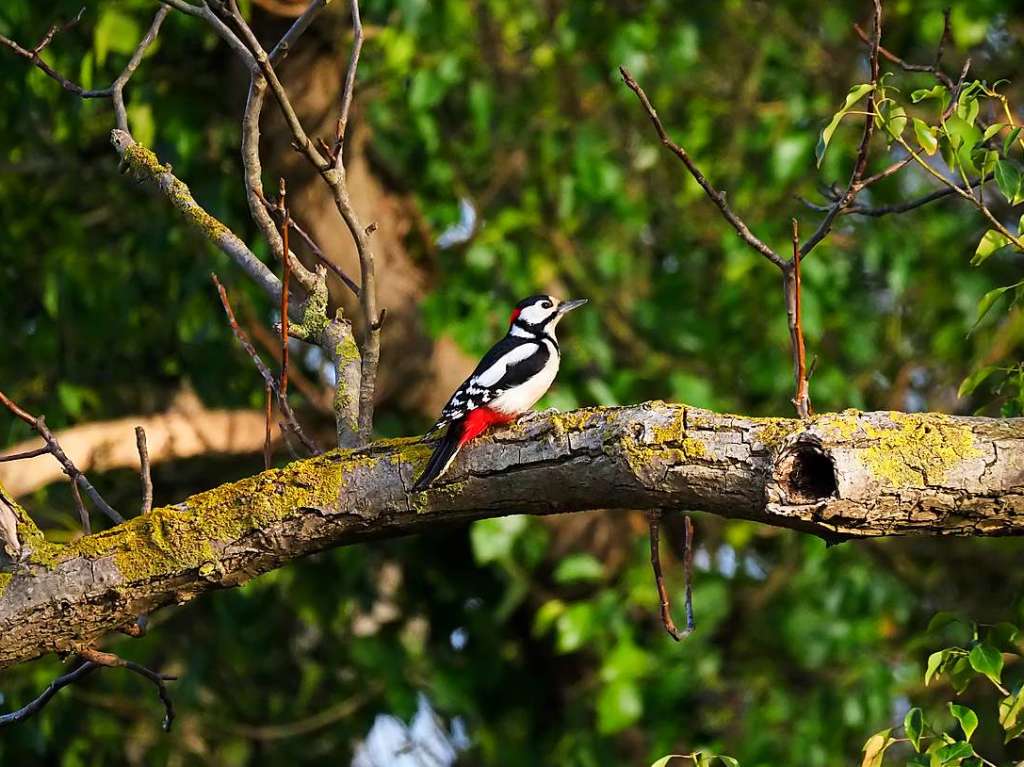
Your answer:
(412, 294), (587, 491)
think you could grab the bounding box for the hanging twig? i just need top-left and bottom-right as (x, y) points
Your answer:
(0, 391), (123, 526)
(77, 647), (176, 732)
(135, 426), (153, 515)
(647, 510), (695, 641)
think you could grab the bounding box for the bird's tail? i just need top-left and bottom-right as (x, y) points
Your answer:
(412, 421), (464, 492)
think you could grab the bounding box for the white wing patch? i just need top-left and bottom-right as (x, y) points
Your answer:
(475, 344), (539, 386)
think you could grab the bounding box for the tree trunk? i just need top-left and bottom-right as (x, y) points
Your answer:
(1, 402), (1022, 670)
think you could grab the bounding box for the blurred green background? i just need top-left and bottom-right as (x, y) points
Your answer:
(1, 0), (1023, 764)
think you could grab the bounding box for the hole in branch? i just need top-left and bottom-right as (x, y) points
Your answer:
(778, 442), (837, 504)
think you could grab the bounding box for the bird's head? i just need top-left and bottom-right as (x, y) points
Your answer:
(508, 294), (587, 336)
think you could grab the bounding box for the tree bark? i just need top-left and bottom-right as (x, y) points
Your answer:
(1, 401), (1022, 670)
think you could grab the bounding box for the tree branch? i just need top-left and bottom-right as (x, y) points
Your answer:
(2, 402), (1022, 671)
(619, 66), (785, 268)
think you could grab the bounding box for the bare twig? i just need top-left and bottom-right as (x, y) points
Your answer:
(647, 510), (695, 641)
(787, 220), (812, 418)
(0, 661), (99, 728)
(257, 192), (361, 296)
(277, 179), (291, 401)
(799, 0), (882, 259)
(620, 66), (785, 268)
(333, 0), (364, 168)
(269, 0), (330, 62)
(211, 274), (321, 456)
(0, 446), (50, 463)
(70, 480), (90, 535)
(0, 6), (168, 134)
(264, 383), (274, 470)
(681, 515), (694, 634)
(0, 391), (123, 525)
(854, 21), (955, 90)
(135, 426), (153, 515)
(77, 647), (176, 732)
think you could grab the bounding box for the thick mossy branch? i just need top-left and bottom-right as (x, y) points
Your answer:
(2, 402), (1023, 670)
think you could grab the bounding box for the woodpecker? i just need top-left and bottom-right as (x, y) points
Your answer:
(412, 294), (587, 491)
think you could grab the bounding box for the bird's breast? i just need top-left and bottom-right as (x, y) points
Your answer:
(489, 351), (560, 415)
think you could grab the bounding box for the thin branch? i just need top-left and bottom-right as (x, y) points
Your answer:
(847, 175), (989, 217)
(269, 0), (329, 62)
(854, 22), (955, 90)
(787, 220), (812, 418)
(77, 647), (176, 732)
(135, 426), (153, 515)
(109, 8), (170, 132)
(211, 274), (321, 456)
(0, 661), (99, 728)
(0, 391), (123, 525)
(158, 0), (257, 71)
(70, 479), (90, 535)
(681, 515), (694, 634)
(647, 510), (683, 641)
(257, 192), (361, 296)
(277, 179), (291, 402)
(263, 382), (273, 470)
(224, 0), (327, 170)
(0, 4), (167, 130)
(112, 129), (283, 303)
(620, 66), (785, 268)
(799, 0), (882, 259)
(647, 510), (695, 641)
(333, 0), (364, 169)
(0, 446), (51, 463)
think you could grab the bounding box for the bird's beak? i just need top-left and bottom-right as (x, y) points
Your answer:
(557, 298), (588, 315)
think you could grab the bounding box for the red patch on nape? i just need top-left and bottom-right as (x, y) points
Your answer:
(508, 307), (521, 327)
(459, 407), (515, 447)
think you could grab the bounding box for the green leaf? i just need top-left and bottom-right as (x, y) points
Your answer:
(982, 123), (1005, 143)
(913, 118), (938, 155)
(596, 678), (643, 733)
(936, 742), (974, 764)
(876, 103), (907, 142)
(995, 159), (1023, 204)
(719, 758), (739, 767)
(861, 729), (892, 767)
(93, 9), (142, 67)
(999, 689), (1024, 742)
(927, 612), (964, 635)
(651, 757), (687, 767)
(926, 649), (952, 686)
(1004, 126), (1022, 156)
(904, 706), (925, 752)
(972, 230), (1010, 266)
(553, 553), (605, 583)
(968, 643), (1003, 685)
(911, 84), (949, 109)
(555, 602), (595, 653)
(944, 115), (982, 173)
(470, 516), (528, 564)
(949, 656), (974, 694)
(817, 83), (874, 167)
(958, 366), (998, 398)
(987, 621), (1020, 652)
(949, 703), (978, 741)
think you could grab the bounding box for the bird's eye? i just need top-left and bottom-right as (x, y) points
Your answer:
(542, 301), (552, 309)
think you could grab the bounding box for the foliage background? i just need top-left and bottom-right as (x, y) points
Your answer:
(1, 0), (1023, 765)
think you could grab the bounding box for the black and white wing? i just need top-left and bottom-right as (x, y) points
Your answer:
(426, 337), (549, 433)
